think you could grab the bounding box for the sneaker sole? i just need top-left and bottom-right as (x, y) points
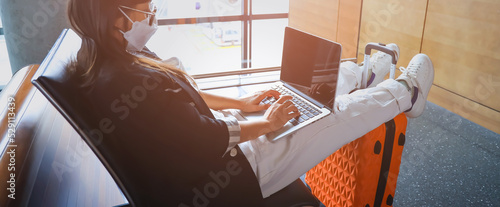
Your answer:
(405, 54), (434, 118)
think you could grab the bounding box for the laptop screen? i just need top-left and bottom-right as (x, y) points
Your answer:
(280, 27), (342, 109)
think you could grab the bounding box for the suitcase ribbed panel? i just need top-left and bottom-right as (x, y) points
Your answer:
(306, 114), (407, 207)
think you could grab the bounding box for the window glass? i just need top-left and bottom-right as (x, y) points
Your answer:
(146, 22), (242, 75)
(147, 0), (289, 77)
(252, 0), (289, 14)
(0, 13), (13, 88)
(154, 0), (242, 19)
(251, 18), (288, 69)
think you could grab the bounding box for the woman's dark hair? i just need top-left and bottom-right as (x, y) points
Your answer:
(67, 0), (194, 87)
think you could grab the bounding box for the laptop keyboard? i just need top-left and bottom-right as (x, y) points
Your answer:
(261, 85), (322, 126)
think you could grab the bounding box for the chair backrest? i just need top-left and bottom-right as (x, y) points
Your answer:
(31, 29), (136, 206)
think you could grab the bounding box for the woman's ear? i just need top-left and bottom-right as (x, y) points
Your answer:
(112, 14), (128, 43)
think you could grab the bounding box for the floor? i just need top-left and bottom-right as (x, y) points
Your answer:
(310, 101), (500, 206)
(394, 101), (499, 206)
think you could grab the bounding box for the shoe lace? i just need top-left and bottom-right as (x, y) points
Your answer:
(399, 62), (421, 78)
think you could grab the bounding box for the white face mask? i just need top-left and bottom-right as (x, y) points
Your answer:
(119, 5), (158, 52)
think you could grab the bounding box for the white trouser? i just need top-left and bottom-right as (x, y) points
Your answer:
(238, 62), (412, 198)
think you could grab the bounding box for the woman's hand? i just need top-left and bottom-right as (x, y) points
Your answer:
(262, 96), (300, 132)
(238, 89), (281, 112)
(239, 95), (299, 141)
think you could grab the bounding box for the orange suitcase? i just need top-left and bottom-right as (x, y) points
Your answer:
(306, 42), (404, 207)
(305, 113), (407, 207)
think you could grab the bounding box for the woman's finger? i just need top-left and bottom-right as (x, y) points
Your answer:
(255, 103), (271, 111)
(285, 103), (298, 111)
(258, 89), (280, 101)
(286, 105), (299, 115)
(285, 110), (300, 120)
(265, 89), (281, 99)
(281, 99), (294, 108)
(276, 95), (293, 104)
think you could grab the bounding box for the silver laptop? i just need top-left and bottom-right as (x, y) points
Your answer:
(230, 27), (342, 141)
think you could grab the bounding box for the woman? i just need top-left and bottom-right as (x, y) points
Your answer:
(66, 0), (433, 206)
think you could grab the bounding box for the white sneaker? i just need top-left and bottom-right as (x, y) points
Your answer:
(397, 54), (434, 118)
(362, 43), (400, 87)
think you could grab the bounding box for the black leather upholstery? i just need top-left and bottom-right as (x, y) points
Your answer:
(32, 29), (319, 207)
(31, 29), (140, 205)
(263, 179), (319, 207)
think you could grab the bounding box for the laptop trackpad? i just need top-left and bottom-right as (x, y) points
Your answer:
(231, 110), (260, 121)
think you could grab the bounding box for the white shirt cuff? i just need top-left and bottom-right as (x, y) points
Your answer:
(219, 116), (241, 153)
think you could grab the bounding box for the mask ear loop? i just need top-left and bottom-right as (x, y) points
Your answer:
(119, 5), (155, 27)
(118, 7), (136, 35)
(118, 7), (135, 24)
(119, 5), (155, 16)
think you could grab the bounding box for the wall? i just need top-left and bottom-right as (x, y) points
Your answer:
(0, 0), (69, 75)
(422, 0), (500, 133)
(357, 0), (427, 70)
(358, 0), (500, 134)
(289, 0), (500, 133)
(288, 0), (363, 59)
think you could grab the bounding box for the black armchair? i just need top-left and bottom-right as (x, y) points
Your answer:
(32, 28), (319, 207)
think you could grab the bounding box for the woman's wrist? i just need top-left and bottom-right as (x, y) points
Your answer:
(222, 96), (245, 110)
(201, 91), (245, 110)
(239, 119), (272, 142)
(235, 98), (247, 110)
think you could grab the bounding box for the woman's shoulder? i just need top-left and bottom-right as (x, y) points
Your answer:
(81, 62), (184, 105)
(100, 62), (177, 87)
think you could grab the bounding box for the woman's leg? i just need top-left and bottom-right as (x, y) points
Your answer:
(241, 53), (433, 198)
(240, 53), (433, 198)
(336, 61), (363, 96)
(239, 78), (412, 197)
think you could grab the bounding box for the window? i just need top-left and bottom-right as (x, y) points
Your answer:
(0, 11), (13, 90)
(147, 22), (243, 75)
(252, 0), (289, 14)
(147, 0), (289, 78)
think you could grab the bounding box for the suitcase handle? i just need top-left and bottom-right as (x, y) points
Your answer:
(361, 43), (399, 88)
(364, 42), (398, 64)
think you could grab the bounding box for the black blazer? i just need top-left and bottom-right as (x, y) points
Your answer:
(81, 62), (264, 206)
